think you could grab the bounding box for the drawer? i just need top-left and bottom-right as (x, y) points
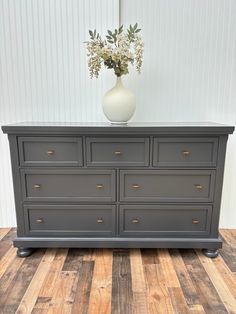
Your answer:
(86, 137), (149, 166)
(19, 137), (83, 166)
(120, 205), (212, 237)
(24, 205), (116, 236)
(21, 169), (116, 202)
(120, 170), (215, 202)
(153, 137), (218, 167)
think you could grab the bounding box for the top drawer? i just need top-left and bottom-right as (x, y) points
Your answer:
(86, 137), (150, 167)
(19, 137), (83, 167)
(153, 137), (218, 167)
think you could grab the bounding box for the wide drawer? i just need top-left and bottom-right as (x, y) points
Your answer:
(19, 137), (83, 166)
(120, 170), (215, 202)
(86, 137), (149, 166)
(21, 169), (116, 202)
(24, 205), (116, 236)
(120, 205), (212, 237)
(153, 137), (218, 167)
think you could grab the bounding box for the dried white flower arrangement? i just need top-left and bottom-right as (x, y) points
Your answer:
(85, 23), (144, 78)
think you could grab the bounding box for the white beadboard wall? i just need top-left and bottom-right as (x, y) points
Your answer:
(0, 0), (119, 227)
(0, 0), (236, 227)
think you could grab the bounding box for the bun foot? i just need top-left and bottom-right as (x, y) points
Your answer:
(17, 247), (34, 257)
(202, 249), (219, 258)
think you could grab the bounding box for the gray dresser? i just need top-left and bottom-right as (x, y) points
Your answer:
(2, 122), (234, 258)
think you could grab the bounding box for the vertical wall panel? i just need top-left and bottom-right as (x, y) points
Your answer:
(121, 0), (236, 227)
(0, 0), (119, 227)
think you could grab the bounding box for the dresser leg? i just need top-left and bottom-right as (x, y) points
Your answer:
(202, 249), (219, 258)
(17, 247), (34, 257)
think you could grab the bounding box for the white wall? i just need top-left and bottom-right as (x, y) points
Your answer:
(0, 0), (235, 227)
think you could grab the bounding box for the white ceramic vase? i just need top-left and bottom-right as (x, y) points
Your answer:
(102, 77), (136, 124)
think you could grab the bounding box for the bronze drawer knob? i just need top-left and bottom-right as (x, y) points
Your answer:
(132, 184), (140, 189)
(97, 218), (103, 223)
(33, 184), (41, 189)
(192, 219), (200, 224)
(114, 151), (122, 155)
(96, 184), (104, 189)
(47, 150), (55, 155)
(182, 150), (190, 156)
(36, 218), (44, 223)
(132, 218), (139, 223)
(194, 184), (203, 191)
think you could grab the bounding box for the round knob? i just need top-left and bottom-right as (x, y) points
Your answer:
(194, 184), (203, 191)
(33, 184), (41, 189)
(182, 150), (190, 156)
(96, 184), (104, 189)
(114, 151), (122, 155)
(132, 218), (139, 223)
(47, 150), (55, 155)
(36, 218), (44, 223)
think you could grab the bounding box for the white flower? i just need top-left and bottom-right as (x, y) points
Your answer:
(85, 24), (144, 78)
(134, 35), (144, 74)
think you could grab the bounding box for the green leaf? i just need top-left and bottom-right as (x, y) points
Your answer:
(133, 22), (138, 30)
(135, 29), (141, 33)
(108, 40), (113, 44)
(108, 30), (113, 36)
(119, 25), (123, 33)
(106, 35), (112, 39)
(89, 30), (93, 37)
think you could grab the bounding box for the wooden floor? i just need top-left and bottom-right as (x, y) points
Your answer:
(0, 229), (236, 314)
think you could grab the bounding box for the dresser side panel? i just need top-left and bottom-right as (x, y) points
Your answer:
(8, 135), (25, 236)
(211, 135), (228, 237)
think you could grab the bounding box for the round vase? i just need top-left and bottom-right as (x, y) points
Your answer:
(102, 77), (136, 124)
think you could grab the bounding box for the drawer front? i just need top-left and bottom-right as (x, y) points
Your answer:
(19, 137), (83, 166)
(120, 205), (212, 237)
(153, 137), (218, 167)
(21, 169), (116, 202)
(24, 205), (116, 236)
(86, 137), (149, 166)
(120, 170), (215, 202)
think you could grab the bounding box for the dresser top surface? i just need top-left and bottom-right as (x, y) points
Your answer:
(2, 121), (234, 135)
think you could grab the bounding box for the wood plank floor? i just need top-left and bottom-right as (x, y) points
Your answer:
(0, 229), (236, 314)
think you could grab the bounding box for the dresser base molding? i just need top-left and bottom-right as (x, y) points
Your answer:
(16, 245), (220, 258)
(14, 237), (222, 250)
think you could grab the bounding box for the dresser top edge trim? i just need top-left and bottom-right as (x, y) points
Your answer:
(2, 123), (234, 135)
